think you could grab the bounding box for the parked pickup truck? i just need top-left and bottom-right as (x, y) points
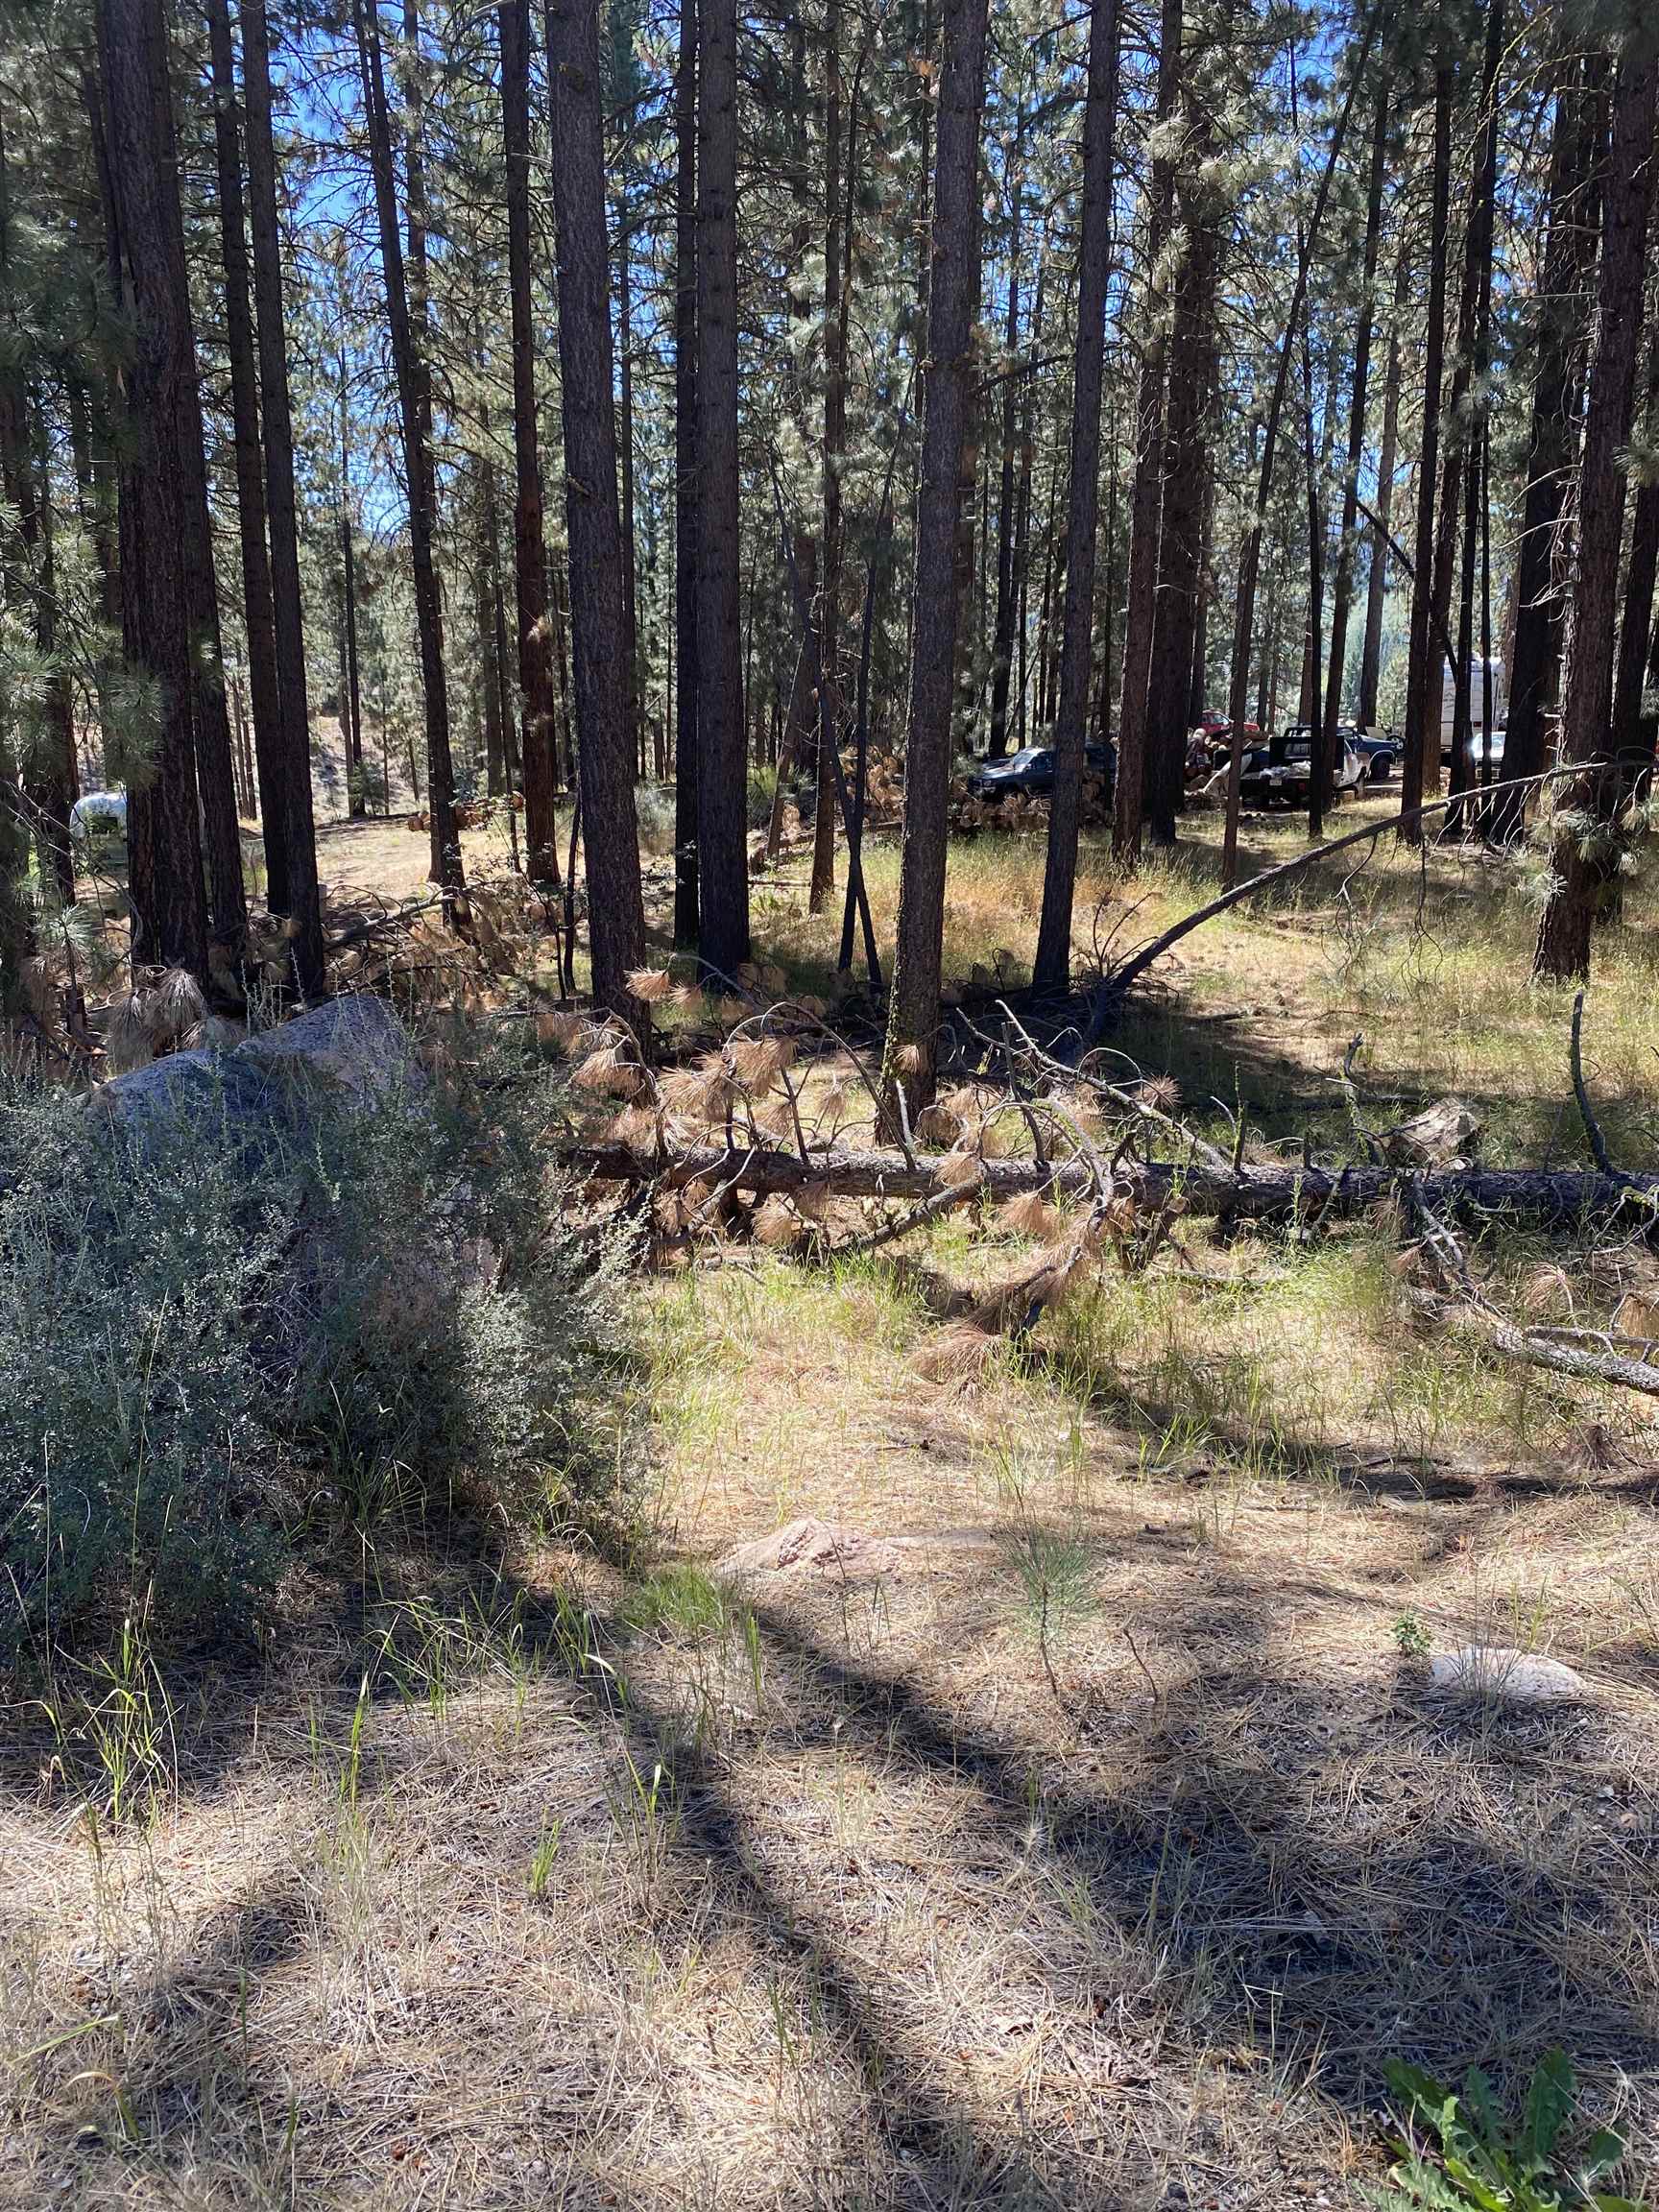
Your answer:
(1238, 727), (1367, 809)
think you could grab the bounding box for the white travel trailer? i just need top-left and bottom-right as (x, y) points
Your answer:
(1440, 659), (1507, 758)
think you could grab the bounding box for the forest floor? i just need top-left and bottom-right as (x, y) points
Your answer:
(7, 766), (1659, 2208)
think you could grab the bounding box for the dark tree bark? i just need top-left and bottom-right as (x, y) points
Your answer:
(97, 0), (209, 976)
(241, 0), (320, 985)
(616, 191), (641, 783)
(207, 0), (287, 873)
(881, 0), (989, 1118)
(1188, 461), (1214, 728)
(1428, 0), (1503, 825)
(986, 74), (1025, 760)
(811, 0), (846, 915)
(353, 0), (463, 903)
(672, 0), (699, 947)
(474, 446), (507, 796)
(693, 0), (748, 976)
(1358, 234), (1407, 732)
(1535, 16), (1658, 979)
(1447, 3), (1504, 824)
(545, 0), (646, 1012)
(1398, 56), (1454, 845)
(1012, 252), (1044, 751)
(1496, 49), (1601, 842)
(499, 0), (560, 881)
(1112, 0), (1181, 861)
(1316, 80), (1389, 830)
(1142, 71), (1224, 850)
(1611, 332), (1659, 757)
(1033, 0), (1119, 994)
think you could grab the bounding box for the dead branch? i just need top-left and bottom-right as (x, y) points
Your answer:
(1405, 1286), (1659, 1399)
(562, 1135), (1659, 1227)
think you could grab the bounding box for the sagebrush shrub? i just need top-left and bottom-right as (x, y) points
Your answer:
(0, 1021), (633, 1665)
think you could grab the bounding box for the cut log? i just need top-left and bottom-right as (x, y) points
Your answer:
(564, 1137), (1659, 1227)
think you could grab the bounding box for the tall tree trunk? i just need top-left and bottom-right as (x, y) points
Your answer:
(881, 0), (988, 1118)
(475, 451), (507, 796)
(1493, 46), (1601, 841)
(96, 0), (209, 977)
(1534, 16), (1658, 980)
(673, 0), (699, 945)
(1143, 47), (1224, 851)
(1448, 3), (1503, 823)
(811, 0), (846, 915)
(238, 0), (326, 986)
(1611, 332), (1659, 757)
(499, 0), (560, 881)
(1427, 0), (1503, 826)
(1112, 0), (1181, 861)
(616, 194), (641, 788)
(1316, 82), (1389, 832)
(1034, 0), (1119, 994)
(337, 312), (366, 815)
(353, 0), (463, 904)
(693, 0), (748, 975)
(207, 0), (288, 879)
(241, 0), (322, 979)
(545, 0), (646, 1012)
(1012, 254), (1044, 751)
(1188, 461), (1213, 728)
(1358, 234), (1407, 732)
(1398, 56), (1454, 845)
(1321, 101), (1388, 791)
(986, 75), (1025, 760)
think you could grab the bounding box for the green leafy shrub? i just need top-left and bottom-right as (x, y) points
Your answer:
(635, 783), (676, 856)
(0, 1027), (633, 1666)
(1378, 2049), (1644, 2211)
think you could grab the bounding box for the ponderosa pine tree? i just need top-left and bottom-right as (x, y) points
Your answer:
(1032, 0), (1118, 995)
(499, 0), (561, 883)
(545, 0), (646, 1012)
(1534, 9), (1659, 981)
(672, 0), (699, 949)
(1112, 0), (1180, 862)
(239, 0), (321, 986)
(1142, 37), (1226, 850)
(882, 0), (989, 1119)
(97, 0), (212, 978)
(693, 0), (747, 978)
(1495, 43), (1601, 843)
(1399, 53), (1454, 845)
(1316, 77), (1389, 835)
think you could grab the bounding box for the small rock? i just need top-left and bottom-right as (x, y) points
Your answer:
(718, 1516), (901, 1582)
(1429, 1646), (1589, 1707)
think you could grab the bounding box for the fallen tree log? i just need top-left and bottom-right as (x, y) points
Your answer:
(565, 1138), (1659, 1227)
